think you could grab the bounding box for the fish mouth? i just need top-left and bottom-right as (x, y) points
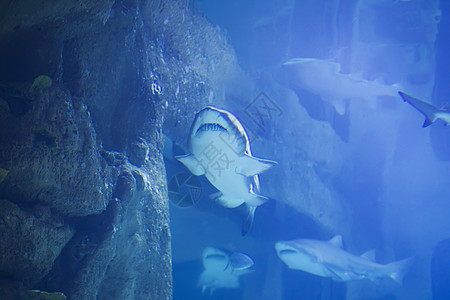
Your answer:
(196, 123), (227, 134)
(279, 249), (298, 256)
(205, 254), (227, 261)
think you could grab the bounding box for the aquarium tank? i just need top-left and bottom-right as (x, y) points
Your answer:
(0, 0), (449, 299)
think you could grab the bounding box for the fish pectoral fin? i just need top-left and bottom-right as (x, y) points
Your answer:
(229, 251), (254, 270)
(235, 154), (277, 177)
(323, 264), (344, 281)
(175, 154), (206, 176)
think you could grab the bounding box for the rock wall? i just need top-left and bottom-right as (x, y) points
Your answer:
(0, 0), (238, 298)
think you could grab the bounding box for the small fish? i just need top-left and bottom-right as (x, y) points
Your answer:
(176, 106), (277, 235)
(276, 235), (414, 285)
(198, 246), (254, 295)
(398, 91), (450, 127)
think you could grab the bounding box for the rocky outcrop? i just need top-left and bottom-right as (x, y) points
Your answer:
(0, 0), (243, 298)
(0, 200), (74, 284)
(0, 86), (114, 216)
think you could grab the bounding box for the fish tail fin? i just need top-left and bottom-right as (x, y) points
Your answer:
(398, 91), (438, 127)
(423, 117), (434, 128)
(386, 257), (414, 285)
(247, 193), (270, 207)
(247, 189), (270, 207)
(242, 205), (256, 236)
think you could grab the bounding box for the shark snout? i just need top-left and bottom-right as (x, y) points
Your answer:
(193, 107), (230, 134)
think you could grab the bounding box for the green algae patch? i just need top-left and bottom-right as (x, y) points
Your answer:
(0, 168), (8, 184)
(30, 75), (52, 92)
(19, 290), (66, 300)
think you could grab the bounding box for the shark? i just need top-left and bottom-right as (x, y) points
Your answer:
(198, 246), (254, 295)
(175, 106), (277, 235)
(283, 58), (399, 115)
(275, 235), (414, 285)
(398, 91), (450, 127)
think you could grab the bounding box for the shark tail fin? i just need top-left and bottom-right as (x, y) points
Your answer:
(398, 91), (438, 128)
(242, 205), (256, 236)
(386, 257), (414, 285)
(423, 117), (433, 128)
(247, 190), (270, 207)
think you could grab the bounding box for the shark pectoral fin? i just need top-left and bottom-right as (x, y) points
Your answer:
(328, 235), (344, 248)
(235, 154), (277, 177)
(360, 249), (376, 262)
(175, 154), (206, 176)
(230, 251), (254, 270)
(323, 264), (343, 281)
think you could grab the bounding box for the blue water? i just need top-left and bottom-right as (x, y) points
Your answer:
(168, 1), (450, 299)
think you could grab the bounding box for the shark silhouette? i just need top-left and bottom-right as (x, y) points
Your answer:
(198, 246), (254, 295)
(176, 106), (277, 235)
(283, 58), (399, 114)
(276, 235), (414, 285)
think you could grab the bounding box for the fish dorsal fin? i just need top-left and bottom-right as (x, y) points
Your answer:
(235, 154), (277, 177)
(328, 235), (343, 248)
(360, 249), (376, 262)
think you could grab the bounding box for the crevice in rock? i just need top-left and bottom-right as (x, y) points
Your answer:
(40, 198), (121, 295)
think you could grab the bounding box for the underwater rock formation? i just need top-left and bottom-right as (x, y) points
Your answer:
(0, 200), (74, 284)
(0, 86), (114, 216)
(0, 0), (236, 298)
